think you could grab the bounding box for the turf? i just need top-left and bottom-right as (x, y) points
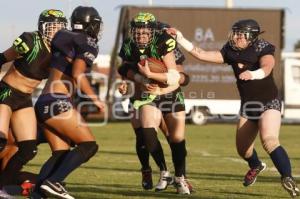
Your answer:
(24, 123), (300, 199)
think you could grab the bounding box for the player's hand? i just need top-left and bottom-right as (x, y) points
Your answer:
(239, 70), (252, 81)
(166, 28), (177, 38)
(144, 83), (158, 92)
(138, 60), (153, 78)
(118, 81), (128, 95)
(94, 100), (106, 112)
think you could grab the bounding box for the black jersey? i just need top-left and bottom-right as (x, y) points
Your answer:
(221, 39), (278, 103)
(50, 30), (99, 77)
(118, 31), (183, 76)
(13, 31), (51, 80)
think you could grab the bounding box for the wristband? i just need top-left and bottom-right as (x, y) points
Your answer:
(249, 68), (265, 80)
(176, 31), (194, 52)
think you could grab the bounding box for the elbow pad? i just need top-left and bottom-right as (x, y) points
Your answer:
(166, 69), (180, 86)
(0, 53), (7, 67)
(179, 72), (190, 86)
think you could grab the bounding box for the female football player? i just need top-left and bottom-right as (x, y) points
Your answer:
(33, 6), (105, 199)
(118, 50), (190, 192)
(169, 19), (299, 197)
(0, 9), (67, 197)
(119, 12), (191, 195)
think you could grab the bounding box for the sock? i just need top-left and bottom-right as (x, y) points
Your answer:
(34, 150), (69, 192)
(134, 127), (150, 170)
(244, 149), (262, 169)
(0, 140), (37, 187)
(270, 146), (292, 177)
(170, 140), (187, 177)
(48, 142), (98, 182)
(142, 128), (167, 171)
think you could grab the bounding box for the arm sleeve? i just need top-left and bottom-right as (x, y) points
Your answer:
(220, 42), (231, 64)
(12, 32), (33, 55)
(257, 40), (275, 58)
(76, 44), (98, 68)
(157, 33), (177, 57)
(174, 48), (186, 65)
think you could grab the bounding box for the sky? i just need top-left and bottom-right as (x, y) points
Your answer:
(0, 0), (299, 54)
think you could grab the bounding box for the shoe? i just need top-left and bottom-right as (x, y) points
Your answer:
(141, 168), (153, 190)
(184, 178), (194, 193)
(281, 176), (300, 198)
(0, 189), (15, 199)
(155, 171), (173, 192)
(174, 176), (191, 195)
(40, 180), (74, 199)
(21, 180), (35, 197)
(243, 162), (266, 186)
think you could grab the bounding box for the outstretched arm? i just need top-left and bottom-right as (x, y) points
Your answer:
(168, 28), (224, 64)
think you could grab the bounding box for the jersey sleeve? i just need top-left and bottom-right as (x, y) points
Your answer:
(157, 32), (177, 57)
(118, 39), (132, 62)
(12, 32), (34, 55)
(174, 48), (185, 65)
(220, 42), (231, 64)
(75, 36), (99, 68)
(256, 39), (275, 58)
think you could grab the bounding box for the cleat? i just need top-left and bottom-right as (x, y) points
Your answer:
(40, 180), (74, 199)
(141, 168), (153, 190)
(155, 171), (173, 192)
(281, 176), (300, 198)
(243, 162), (266, 186)
(174, 176), (190, 195)
(184, 178), (195, 193)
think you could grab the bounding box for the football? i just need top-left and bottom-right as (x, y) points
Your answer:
(139, 57), (168, 87)
(139, 57), (168, 73)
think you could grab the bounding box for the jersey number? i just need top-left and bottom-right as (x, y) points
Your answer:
(166, 39), (176, 52)
(13, 38), (30, 54)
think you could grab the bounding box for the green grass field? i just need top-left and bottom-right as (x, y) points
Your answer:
(24, 123), (300, 199)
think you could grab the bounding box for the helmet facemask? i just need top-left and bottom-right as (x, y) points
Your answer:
(130, 12), (157, 49)
(41, 22), (67, 46)
(228, 19), (260, 51)
(131, 24), (155, 49)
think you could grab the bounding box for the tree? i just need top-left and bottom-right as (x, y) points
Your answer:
(294, 40), (300, 51)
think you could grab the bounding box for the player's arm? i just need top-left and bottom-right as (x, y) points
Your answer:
(0, 32), (31, 68)
(170, 28), (224, 64)
(118, 61), (151, 85)
(72, 58), (105, 111)
(239, 54), (274, 81)
(176, 65), (190, 86)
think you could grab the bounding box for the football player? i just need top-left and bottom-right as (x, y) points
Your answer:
(32, 6), (105, 199)
(0, 9), (67, 198)
(118, 12), (191, 194)
(118, 21), (192, 193)
(170, 19), (299, 197)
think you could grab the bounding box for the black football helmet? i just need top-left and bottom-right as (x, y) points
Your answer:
(130, 12), (157, 49)
(229, 19), (261, 50)
(71, 6), (103, 40)
(38, 9), (67, 46)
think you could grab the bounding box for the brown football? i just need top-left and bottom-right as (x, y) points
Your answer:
(139, 57), (168, 73)
(139, 57), (168, 87)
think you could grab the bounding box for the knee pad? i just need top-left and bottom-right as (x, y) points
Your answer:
(170, 140), (187, 163)
(141, 128), (160, 153)
(77, 141), (98, 163)
(262, 136), (280, 154)
(17, 140), (37, 164)
(0, 137), (7, 152)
